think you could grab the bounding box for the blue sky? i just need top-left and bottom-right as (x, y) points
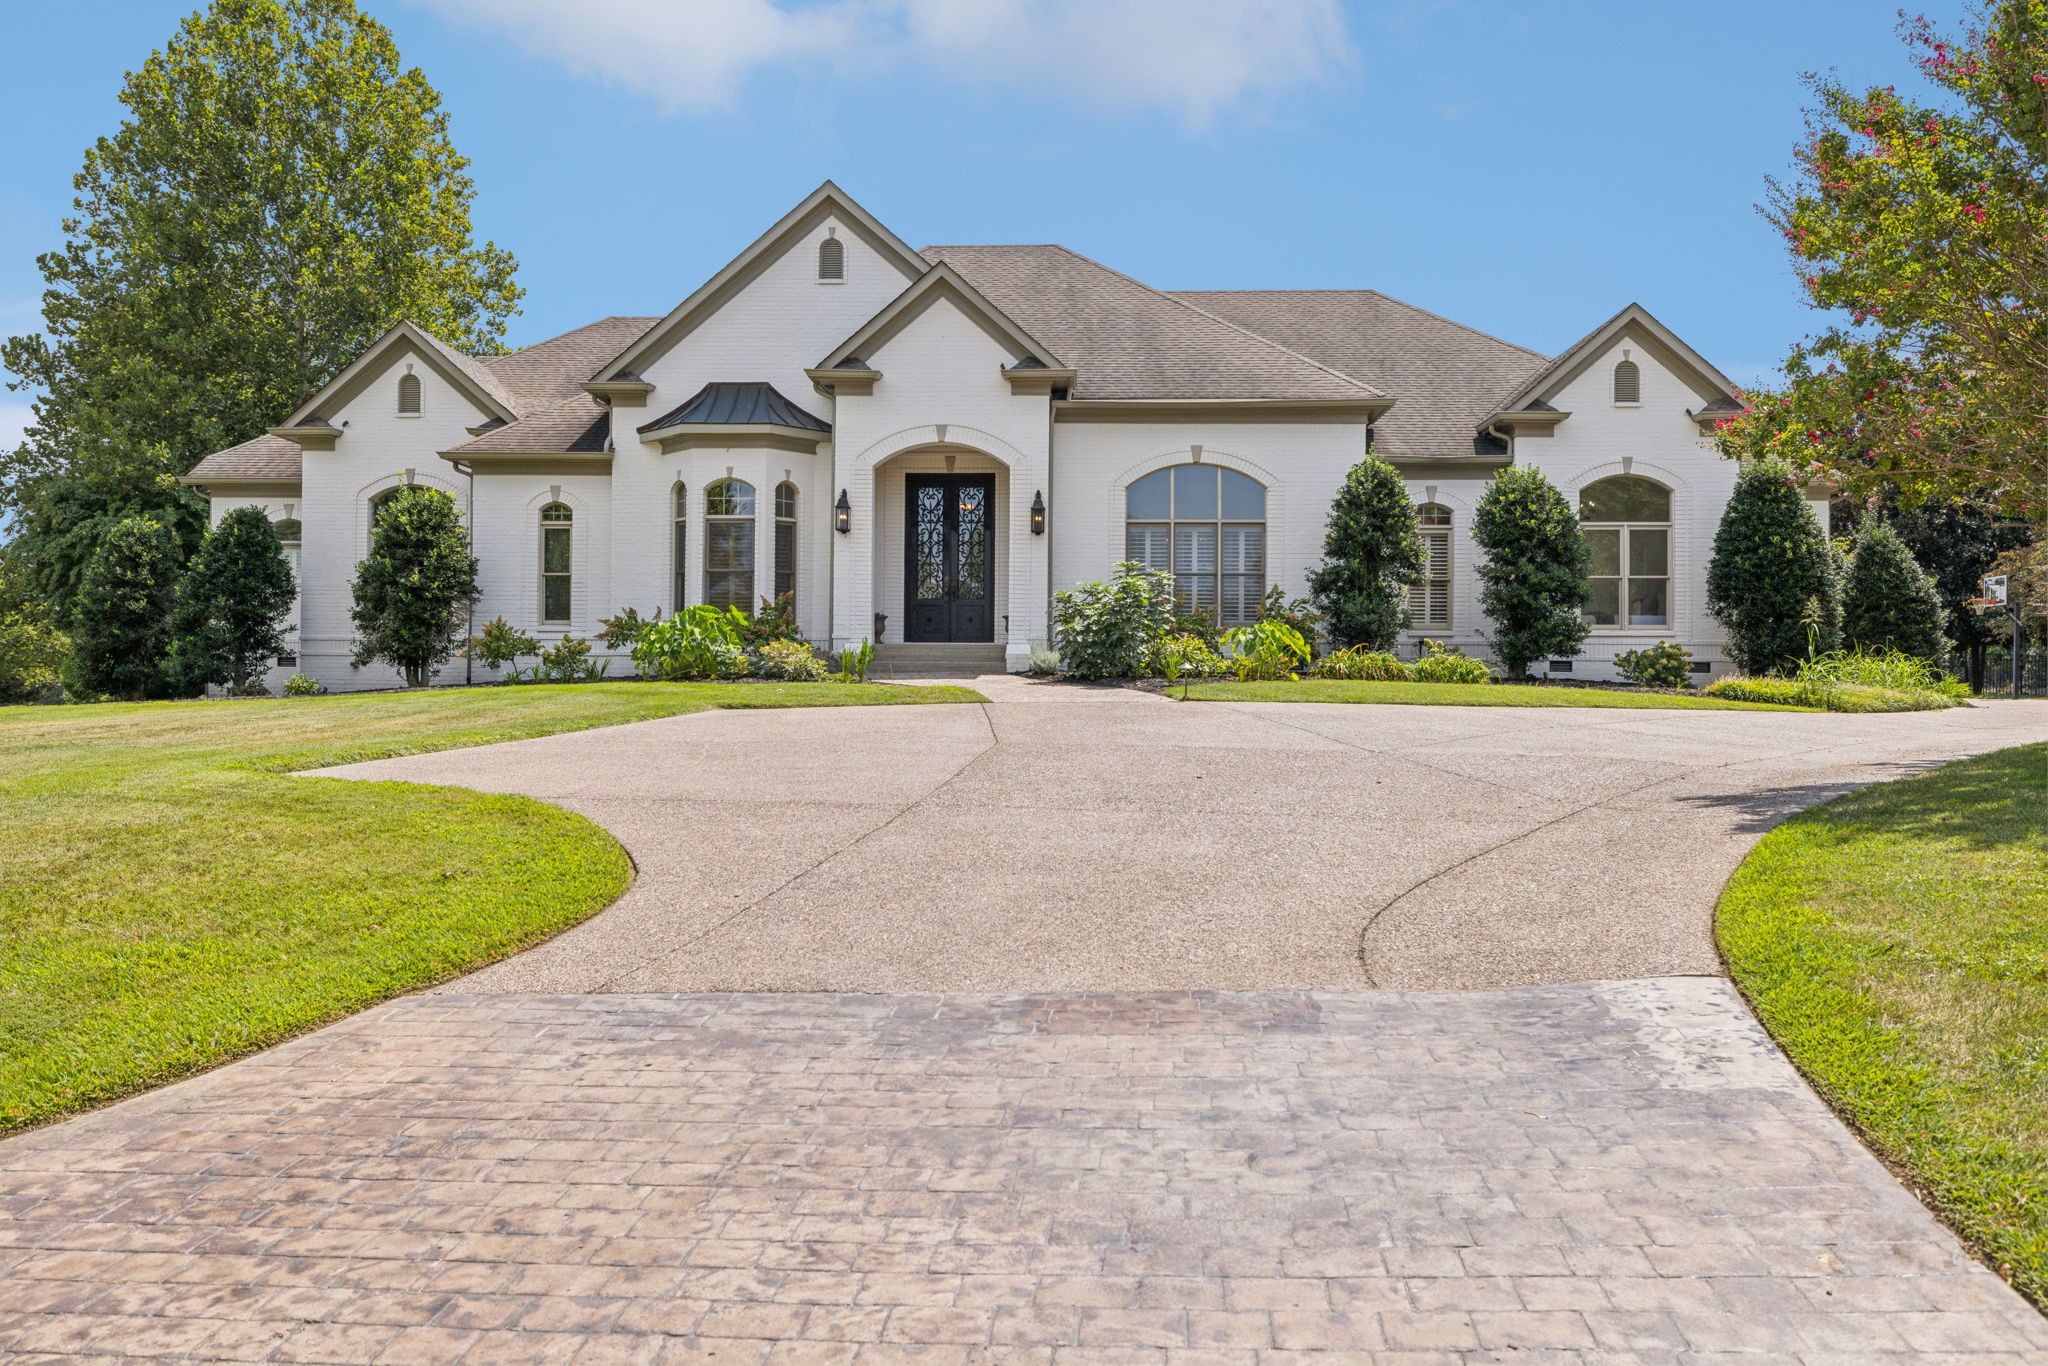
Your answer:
(1, 1), (1926, 456)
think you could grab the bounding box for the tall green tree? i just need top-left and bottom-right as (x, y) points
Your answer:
(1708, 460), (1841, 675)
(1, 0), (521, 609)
(1715, 2), (2047, 517)
(1469, 468), (1590, 680)
(166, 507), (299, 693)
(68, 515), (179, 700)
(1840, 493), (2029, 686)
(1308, 455), (1424, 651)
(1841, 520), (1950, 665)
(350, 487), (478, 688)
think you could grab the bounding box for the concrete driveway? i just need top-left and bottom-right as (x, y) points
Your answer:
(323, 679), (2048, 993)
(6, 684), (2048, 1363)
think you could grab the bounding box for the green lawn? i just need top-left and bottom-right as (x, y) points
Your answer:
(1719, 743), (2048, 1307)
(0, 681), (982, 1132)
(1180, 678), (1812, 710)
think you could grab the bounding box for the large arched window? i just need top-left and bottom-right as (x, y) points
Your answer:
(673, 483), (688, 610)
(540, 503), (573, 624)
(705, 478), (756, 611)
(774, 481), (798, 609)
(1579, 475), (1670, 628)
(1410, 504), (1452, 630)
(1125, 464), (1266, 626)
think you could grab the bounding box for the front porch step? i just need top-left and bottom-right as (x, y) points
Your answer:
(869, 644), (1010, 678)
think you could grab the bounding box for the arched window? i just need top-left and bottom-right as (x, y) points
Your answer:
(1612, 358), (1641, 405)
(1579, 475), (1670, 628)
(774, 481), (798, 609)
(1125, 464), (1266, 626)
(672, 483), (688, 610)
(705, 478), (756, 611)
(540, 503), (573, 624)
(1410, 504), (1452, 630)
(367, 487), (403, 553)
(818, 234), (844, 281)
(398, 371), (422, 415)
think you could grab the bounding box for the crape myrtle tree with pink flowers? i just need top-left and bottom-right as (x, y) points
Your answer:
(1714, 1), (2047, 522)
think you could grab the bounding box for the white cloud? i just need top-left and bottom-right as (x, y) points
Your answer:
(411, 0), (1352, 126)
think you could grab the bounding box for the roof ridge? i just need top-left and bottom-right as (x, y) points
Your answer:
(1180, 288), (1549, 362)
(1041, 246), (1384, 398)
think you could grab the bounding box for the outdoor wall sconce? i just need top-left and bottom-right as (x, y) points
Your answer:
(1030, 490), (1046, 535)
(835, 488), (852, 534)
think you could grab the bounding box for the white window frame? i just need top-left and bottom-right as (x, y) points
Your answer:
(1124, 464), (1267, 628)
(705, 479), (756, 611)
(672, 482), (688, 611)
(1410, 504), (1452, 630)
(1579, 477), (1672, 632)
(773, 481), (797, 610)
(540, 502), (573, 626)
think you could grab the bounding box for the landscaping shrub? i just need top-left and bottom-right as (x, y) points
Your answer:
(738, 593), (800, 649)
(1169, 608), (1221, 649)
(836, 639), (874, 683)
(282, 672), (326, 697)
(0, 608), (68, 704)
(754, 638), (829, 681)
(1308, 455), (1424, 650)
(1842, 520), (1948, 666)
(165, 507), (299, 695)
(1309, 646), (1413, 682)
(467, 615), (539, 672)
(70, 514), (179, 700)
(633, 605), (748, 680)
(1149, 632), (1230, 678)
(1028, 643), (1062, 674)
(1703, 675), (1954, 712)
(538, 636), (605, 683)
(1798, 647), (1970, 700)
(350, 487), (479, 688)
(596, 607), (658, 651)
(1410, 638), (1493, 684)
(1470, 468), (1589, 679)
(1615, 642), (1694, 689)
(1257, 586), (1323, 656)
(1707, 459), (1839, 675)
(1052, 561), (1175, 679)
(1222, 619), (1311, 681)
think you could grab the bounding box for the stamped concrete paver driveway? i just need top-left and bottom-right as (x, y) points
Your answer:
(5, 685), (2048, 1364)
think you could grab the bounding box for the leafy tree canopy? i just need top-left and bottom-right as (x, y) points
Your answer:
(1714, 2), (2048, 517)
(1469, 467), (1590, 680)
(350, 487), (478, 688)
(1, 0), (521, 608)
(1307, 455), (1424, 651)
(68, 515), (179, 700)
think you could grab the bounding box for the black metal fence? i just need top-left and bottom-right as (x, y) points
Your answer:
(1977, 645), (2048, 697)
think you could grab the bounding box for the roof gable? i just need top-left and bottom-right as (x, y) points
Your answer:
(595, 181), (927, 383)
(817, 262), (1060, 372)
(284, 320), (521, 429)
(1494, 303), (1736, 417)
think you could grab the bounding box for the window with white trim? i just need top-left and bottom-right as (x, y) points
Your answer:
(1579, 476), (1670, 628)
(774, 481), (797, 609)
(1612, 359), (1641, 405)
(398, 371), (422, 415)
(274, 518), (302, 666)
(540, 502), (572, 624)
(705, 479), (756, 611)
(1409, 504), (1452, 629)
(672, 482), (688, 610)
(1125, 464), (1267, 627)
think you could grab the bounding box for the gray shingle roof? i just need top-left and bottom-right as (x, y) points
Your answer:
(182, 432), (303, 482)
(481, 316), (660, 411)
(450, 395), (611, 455)
(1174, 291), (1549, 460)
(920, 246), (1382, 403)
(640, 382), (829, 435)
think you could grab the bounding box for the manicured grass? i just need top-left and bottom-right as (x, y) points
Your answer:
(1179, 678), (1812, 710)
(1719, 743), (2048, 1307)
(0, 681), (982, 1132)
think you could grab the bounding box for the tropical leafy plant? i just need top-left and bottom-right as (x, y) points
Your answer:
(633, 605), (748, 681)
(1470, 467), (1589, 679)
(1052, 561), (1176, 680)
(1615, 642), (1695, 690)
(1148, 632), (1230, 679)
(1256, 585), (1323, 658)
(1221, 619), (1311, 682)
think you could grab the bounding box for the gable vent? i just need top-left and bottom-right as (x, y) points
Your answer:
(1612, 359), (1641, 405)
(397, 370), (422, 415)
(818, 235), (845, 282)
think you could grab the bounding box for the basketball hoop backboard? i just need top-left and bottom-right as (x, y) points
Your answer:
(1985, 575), (2010, 605)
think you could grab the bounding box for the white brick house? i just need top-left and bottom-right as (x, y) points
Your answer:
(184, 182), (1798, 688)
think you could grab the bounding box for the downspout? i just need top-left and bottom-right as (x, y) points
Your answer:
(453, 458), (475, 686)
(1485, 419), (1516, 464)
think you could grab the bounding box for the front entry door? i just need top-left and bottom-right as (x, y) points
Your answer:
(905, 474), (995, 642)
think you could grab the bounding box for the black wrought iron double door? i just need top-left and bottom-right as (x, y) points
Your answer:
(905, 474), (995, 643)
